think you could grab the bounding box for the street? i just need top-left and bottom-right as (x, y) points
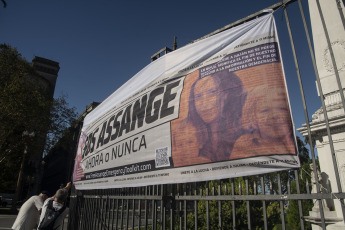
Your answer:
(0, 215), (16, 230)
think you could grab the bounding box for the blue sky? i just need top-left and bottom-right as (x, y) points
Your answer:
(0, 0), (320, 137)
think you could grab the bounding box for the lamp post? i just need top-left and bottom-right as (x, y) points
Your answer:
(11, 131), (35, 212)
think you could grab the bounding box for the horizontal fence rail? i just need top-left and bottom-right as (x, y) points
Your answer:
(68, 170), (345, 230)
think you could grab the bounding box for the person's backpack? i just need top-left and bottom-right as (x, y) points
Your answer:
(38, 199), (66, 230)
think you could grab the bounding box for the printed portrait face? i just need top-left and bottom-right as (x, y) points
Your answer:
(255, 87), (291, 141)
(172, 120), (204, 167)
(174, 123), (199, 153)
(193, 76), (219, 123)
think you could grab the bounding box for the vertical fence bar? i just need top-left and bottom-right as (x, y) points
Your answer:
(111, 198), (116, 230)
(125, 198), (130, 230)
(206, 182), (210, 230)
(277, 173), (286, 230)
(85, 197), (91, 230)
(77, 195), (87, 229)
(95, 195), (100, 230)
(73, 196), (78, 229)
(93, 196), (99, 230)
(161, 184), (165, 230)
(115, 198), (119, 230)
(76, 196), (80, 230)
(295, 170), (305, 230)
(89, 197), (93, 230)
(106, 197), (111, 229)
(194, 183), (198, 230)
(152, 186), (155, 230)
(97, 196), (102, 230)
(261, 176), (268, 230)
(70, 195), (76, 230)
(152, 187), (156, 230)
(225, 183), (229, 228)
(284, 3), (327, 229)
(159, 185), (161, 228)
(100, 197), (105, 229)
(178, 184), (182, 230)
(124, 195), (128, 230)
(120, 198), (124, 230)
(87, 197), (92, 230)
(95, 193), (99, 229)
(132, 198), (135, 230)
(144, 187), (148, 230)
(184, 184), (187, 230)
(138, 195), (142, 229)
(104, 197), (109, 229)
(77, 196), (81, 230)
(67, 195), (73, 230)
(218, 180), (222, 230)
(90, 197), (95, 230)
(231, 178), (236, 229)
(101, 196), (106, 229)
(102, 197), (107, 229)
(246, 177), (251, 230)
(170, 184), (175, 230)
(76, 195), (82, 230)
(200, 186), (203, 226)
(81, 196), (85, 230)
(82, 195), (85, 230)
(211, 185), (215, 229)
(93, 197), (98, 230)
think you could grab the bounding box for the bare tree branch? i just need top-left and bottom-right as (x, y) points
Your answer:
(1, 0), (7, 8)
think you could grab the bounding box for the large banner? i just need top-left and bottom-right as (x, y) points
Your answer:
(73, 13), (300, 190)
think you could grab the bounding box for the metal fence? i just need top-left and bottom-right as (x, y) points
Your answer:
(67, 0), (345, 229)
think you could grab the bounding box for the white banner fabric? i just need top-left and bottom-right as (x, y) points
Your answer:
(73, 13), (300, 190)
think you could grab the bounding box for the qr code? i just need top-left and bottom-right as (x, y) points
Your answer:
(155, 147), (170, 168)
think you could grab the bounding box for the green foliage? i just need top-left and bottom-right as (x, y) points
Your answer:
(182, 138), (313, 229)
(285, 136), (313, 230)
(286, 163), (313, 230)
(267, 201), (281, 227)
(297, 136), (310, 164)
(183, 178), (274, 229)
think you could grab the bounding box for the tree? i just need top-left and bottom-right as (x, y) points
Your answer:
(0, 44), (49, 192)
(44, 94), (77, 156)
(1, 0), (6, 8)
(286, 137), (313, 230)
(0, 44), (77, 196)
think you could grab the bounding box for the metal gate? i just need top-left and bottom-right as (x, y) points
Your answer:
(67, 0), (345, 229)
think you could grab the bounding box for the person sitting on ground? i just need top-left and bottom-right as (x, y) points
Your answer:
(12, 191), (49, 230)
(37, 182), (71, 230)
